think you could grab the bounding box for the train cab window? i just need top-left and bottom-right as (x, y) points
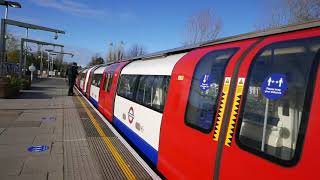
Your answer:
(107, 73), (113, 92)
(136, 75), (170, 112)
(237, 38), (320, 165)
(185, 48), (238, 133)
(117, 75), (139, 100)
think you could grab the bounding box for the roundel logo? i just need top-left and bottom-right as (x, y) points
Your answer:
(127, 107), (134, 124)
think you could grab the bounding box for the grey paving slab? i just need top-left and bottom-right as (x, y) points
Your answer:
(51, 141), (63, 154)
(0, 134), (35, 145)
(0, 157), (26, 175)
(0, 128), (5, 134)
(2, 127), (54, 136)
(0, 174), (47, 180)
(48, 170), (63, 180)
(21, 154), (63, 175)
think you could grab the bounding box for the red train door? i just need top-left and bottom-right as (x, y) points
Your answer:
(99, 62), (127, 121)
(157, 38), (258, 179)
(217, 28), (320, 179)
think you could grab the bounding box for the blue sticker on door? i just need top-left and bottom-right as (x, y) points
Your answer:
(261, 73), (288, 100)
(200, 74), (212, 92)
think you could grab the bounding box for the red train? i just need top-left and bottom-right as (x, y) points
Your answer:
(76, 20), (320, 179)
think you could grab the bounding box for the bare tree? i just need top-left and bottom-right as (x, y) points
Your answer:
(256, 0), (320, 30)
(88, 53), (104, 66)
(126, 44), (147, 58)
(183, 9), (222, 45)
(106, 41), (125, 62)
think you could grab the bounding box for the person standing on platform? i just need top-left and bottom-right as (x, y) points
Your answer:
(66, 62), (78, 96)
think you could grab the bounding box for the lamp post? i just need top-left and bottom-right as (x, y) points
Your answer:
(0, 1), (22, 19)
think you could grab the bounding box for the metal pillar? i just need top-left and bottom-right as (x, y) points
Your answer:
(47, 51), (50, 77)
(40, 45), (43, 77)
(0, 19), (5, 76)
(23, 28), (28, 76)
(18, 38), (63, 77)
(18, 40), (23, 78)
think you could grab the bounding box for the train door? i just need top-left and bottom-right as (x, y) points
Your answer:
(86, 66), (99, 98)
(218, 28), (320, 179)
(157, 39), (258, 179)
(99, 63), (124, 121)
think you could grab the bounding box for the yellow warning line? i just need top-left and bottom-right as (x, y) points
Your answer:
(76, 95), (136, 180)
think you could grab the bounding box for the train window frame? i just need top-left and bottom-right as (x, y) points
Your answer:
(184, 48), (239, 133)
(116, 74), (171, 113)
(135, 75), (171, 113)
(107, 73), (114, 92)
(102, 74), (109, 91)
(91, 74), (102, 87)
(235, 37), (320, 167)
(116, 74), (139, 101)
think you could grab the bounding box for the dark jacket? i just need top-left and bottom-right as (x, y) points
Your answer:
(66, 65), (78, 84)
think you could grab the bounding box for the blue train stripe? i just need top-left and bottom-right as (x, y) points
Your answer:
(89, 96), (99, 108)
(113, 116), (158, 166)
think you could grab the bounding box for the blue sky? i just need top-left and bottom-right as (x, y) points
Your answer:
(0, 0), (277, 66)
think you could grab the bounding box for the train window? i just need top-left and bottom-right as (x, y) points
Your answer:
(117, 74), (139, 100)
(237, 37), (320, 166)
(136, 75), (170, 112)
(107, 74), (113, 92)
(185, 48), (238, 133)
(92, 74), (102, 87)
(103, 74), (110, 91)
(136, 76), (154, 106)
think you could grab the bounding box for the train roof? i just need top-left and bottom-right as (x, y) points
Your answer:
(125, 19), (320, 60)
(80, 20), (320, 69)
(121, 53), (186, 76)
(93, 65), (107, 74)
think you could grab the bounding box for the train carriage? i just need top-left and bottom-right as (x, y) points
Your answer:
(98, 61), (129, 122)
(79, 68), (88, 93)
(113, 53), (187, 166)
(83, 66), (96, 94)
(85, 65), (101, 98)
(76, 20), (320, 179)
(89, 65), (107, 108)
(157, 21), (320, 179)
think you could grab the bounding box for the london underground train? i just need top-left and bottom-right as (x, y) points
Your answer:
(77, 20), (320, 179)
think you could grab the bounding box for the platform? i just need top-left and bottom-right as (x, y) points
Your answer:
(0, 78), (159, 180)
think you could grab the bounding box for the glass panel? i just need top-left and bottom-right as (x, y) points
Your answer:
(117, 75), (139, 100)
(239, 38), (320, 161)
(136, 75), (170, 112)
(91, 74), (102, 87)
(185, 48), (238, 132)
(136, 76), (154, 106)
(107, 74), (113, 92)
(103, 74), (109, 91)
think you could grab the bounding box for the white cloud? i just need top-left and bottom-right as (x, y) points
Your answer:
(28, 0), (108, 18)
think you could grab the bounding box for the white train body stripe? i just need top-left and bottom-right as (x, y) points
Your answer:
(114, 95), (163, 150)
